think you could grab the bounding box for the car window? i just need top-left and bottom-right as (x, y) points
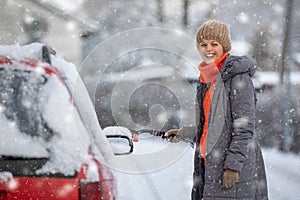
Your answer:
(0, 68), (53, 140)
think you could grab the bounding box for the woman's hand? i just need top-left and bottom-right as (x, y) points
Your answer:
(164, 128), (184, 143)
(222, 169), (239, 188)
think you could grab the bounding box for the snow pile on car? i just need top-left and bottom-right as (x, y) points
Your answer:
(0, 43), (112, 178)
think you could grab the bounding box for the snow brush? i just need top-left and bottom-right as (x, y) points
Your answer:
(130, 129), (193, 145)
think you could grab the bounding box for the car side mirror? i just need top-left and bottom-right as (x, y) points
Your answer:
(106, 135), (133, 155)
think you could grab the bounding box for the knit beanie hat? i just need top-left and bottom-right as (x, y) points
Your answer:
(196, 20), (232, 53)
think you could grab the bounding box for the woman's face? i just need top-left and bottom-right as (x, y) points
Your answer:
(198, 40), (224, 64)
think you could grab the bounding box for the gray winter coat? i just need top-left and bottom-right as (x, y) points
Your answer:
(185, 55), (268, 200)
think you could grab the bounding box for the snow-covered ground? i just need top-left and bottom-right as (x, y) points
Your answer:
(264, 148), (300, 200)
(112, 133), (300, 200)
(111, 134), (194, 200)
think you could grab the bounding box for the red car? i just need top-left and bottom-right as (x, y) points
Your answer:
(0, 44), (132, 199)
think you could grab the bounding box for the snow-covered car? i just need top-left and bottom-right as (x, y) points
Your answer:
(0, 44), (132, 199)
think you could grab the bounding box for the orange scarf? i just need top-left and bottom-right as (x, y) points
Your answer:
(198, 52), (229, 83)
(198, 53), (229, 164)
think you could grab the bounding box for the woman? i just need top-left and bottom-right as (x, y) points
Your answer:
(166, 20), (269, 200)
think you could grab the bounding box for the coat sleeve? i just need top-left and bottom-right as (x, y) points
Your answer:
(223, 73), (256, 172)
(183, 126), (197, 143)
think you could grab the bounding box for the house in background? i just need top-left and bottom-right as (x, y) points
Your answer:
(0, 0), (97, 67)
